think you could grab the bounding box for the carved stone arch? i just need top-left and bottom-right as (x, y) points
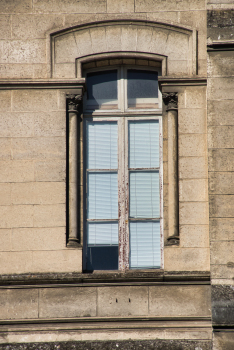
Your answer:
(50, 20), (197, 79)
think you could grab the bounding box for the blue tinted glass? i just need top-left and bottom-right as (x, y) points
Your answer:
(87, 121), (118, 169)
(88, 222), (118, 245)
(87, 70), (117, 102)
(129, 171), (160, 218)
(88, 172), (118, 219)
(130, 221), (161, 268)
(129, 121), (159, 168)
(127, 70), (158, 99)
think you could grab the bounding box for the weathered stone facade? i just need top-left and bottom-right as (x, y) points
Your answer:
(0, 0), (233, 348)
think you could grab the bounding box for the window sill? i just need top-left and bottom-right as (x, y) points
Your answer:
(0, 271), (210, 287)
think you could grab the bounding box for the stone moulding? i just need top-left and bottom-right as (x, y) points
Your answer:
(49, 19), (197, 79)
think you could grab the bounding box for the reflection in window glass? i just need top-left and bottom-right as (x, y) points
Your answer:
(86, 70), (118, 109)
(127, 70), (158, 108)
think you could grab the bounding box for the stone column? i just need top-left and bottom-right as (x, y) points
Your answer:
(162, 92), (179, 245)
(66, 94), (83, 248)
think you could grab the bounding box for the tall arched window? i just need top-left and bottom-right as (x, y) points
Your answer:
(83, 63), (163, 271)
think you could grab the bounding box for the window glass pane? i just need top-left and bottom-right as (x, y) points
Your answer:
(87, 122), (118, 169)
(86, 70), (118, 108)
(129, 171), (160, 218)
(88, 172), (118, 219)
(88, 222), (118, 245)
(127, 70), (158, 108)
(130, 221), (161, 268)
(129, 121), (159, 168)
(86, 246), (118, 271)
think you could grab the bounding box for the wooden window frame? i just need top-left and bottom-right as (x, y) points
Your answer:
(82, 65), (164, 271)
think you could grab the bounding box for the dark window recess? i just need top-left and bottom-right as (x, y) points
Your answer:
(86, 246), (119, 271)
(86, 70), (118, 101)
(127, 69), (158, 99)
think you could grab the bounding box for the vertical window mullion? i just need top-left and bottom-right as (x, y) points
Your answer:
(118, 117), (126, 271)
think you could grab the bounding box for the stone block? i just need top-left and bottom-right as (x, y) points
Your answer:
(213, 331), (234, 350)
(167, 59), (189, 76)
(179, 108), (206, 134)
(90, 27), (107, 53)
(34, 160), (66, 182)
(212, 285), (234, 327)
(164, 247), (210, 271)
(12, 182), (65, 205)
(0, 289), (38, 320)
(12, 137), (66, 160)
(198, 58), (208, 76)
(209, 195), (234, 218)
(0, 229), (11, 251)
(147, 11), (178, 24)
(179, 156), (208, 179)
(208, 77), (234, 100)
(32, 249), (82, 273)
(0, 138), (11, 160)
(0, 160), (34, 183)
(179, 134), (206, 157)
(208, 126), (234, 149)
(121, 25), (138, 51)
(0, 205), (34, 229)
(209, 172), (234, 195)
(12, 90), (58, 112)
(0, 63), (34, 79)
(12, 15), (64, 39)
(208, 51), (234, 77)
(34, 111), (65, 137)
(0, 184), (11, 205)
(180, 202), (209, 225)
(211, 264), (234, 280)
(39, 287), (96, 318)
(12, 227), (65, 251)
(0, 112), (34, 138)
(0, 0), (32, 13)
(209, 149), (234, 172)
(97, 286), (148, 317)
(1, 40), (46, 64)
(149, 285), (211, 317)
(211, 241), (234, 266)
(208, 100), (234, 126)
(74, 29), (93, 58)
(179, 10), (206, 33)
(33, 0), (106, 13)
(54, 63), (76, 79)
(33, 204), (65, 227)
(33, 64), (48, 79)
(0, 16), (11, 39)
(185, 87), (206, 109)
(0, 90), (11, 112)
(180, 225), (209, 248)
(106, 26), (122, 52)
(107, 0), (134, 12)
(55, 33), (78, 64)
(210, 218), (234, 241)
(179, 179), (208, 201)
(136, 26), (154, 54)
(135, 0), (206, 12)
(0, 251), (32, 274)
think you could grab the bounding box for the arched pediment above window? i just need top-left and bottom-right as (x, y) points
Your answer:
(50, 20), (197, 78)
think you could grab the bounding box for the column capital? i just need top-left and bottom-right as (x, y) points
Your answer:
(66, 94), (83, 113)
(162, 92), (178, 111)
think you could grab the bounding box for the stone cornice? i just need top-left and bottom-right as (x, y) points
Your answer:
(0, 271), (210, 287)
(159, 77), (207, 91)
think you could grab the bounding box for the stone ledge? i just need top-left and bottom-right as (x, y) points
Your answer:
(0, 271), (210, 286)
